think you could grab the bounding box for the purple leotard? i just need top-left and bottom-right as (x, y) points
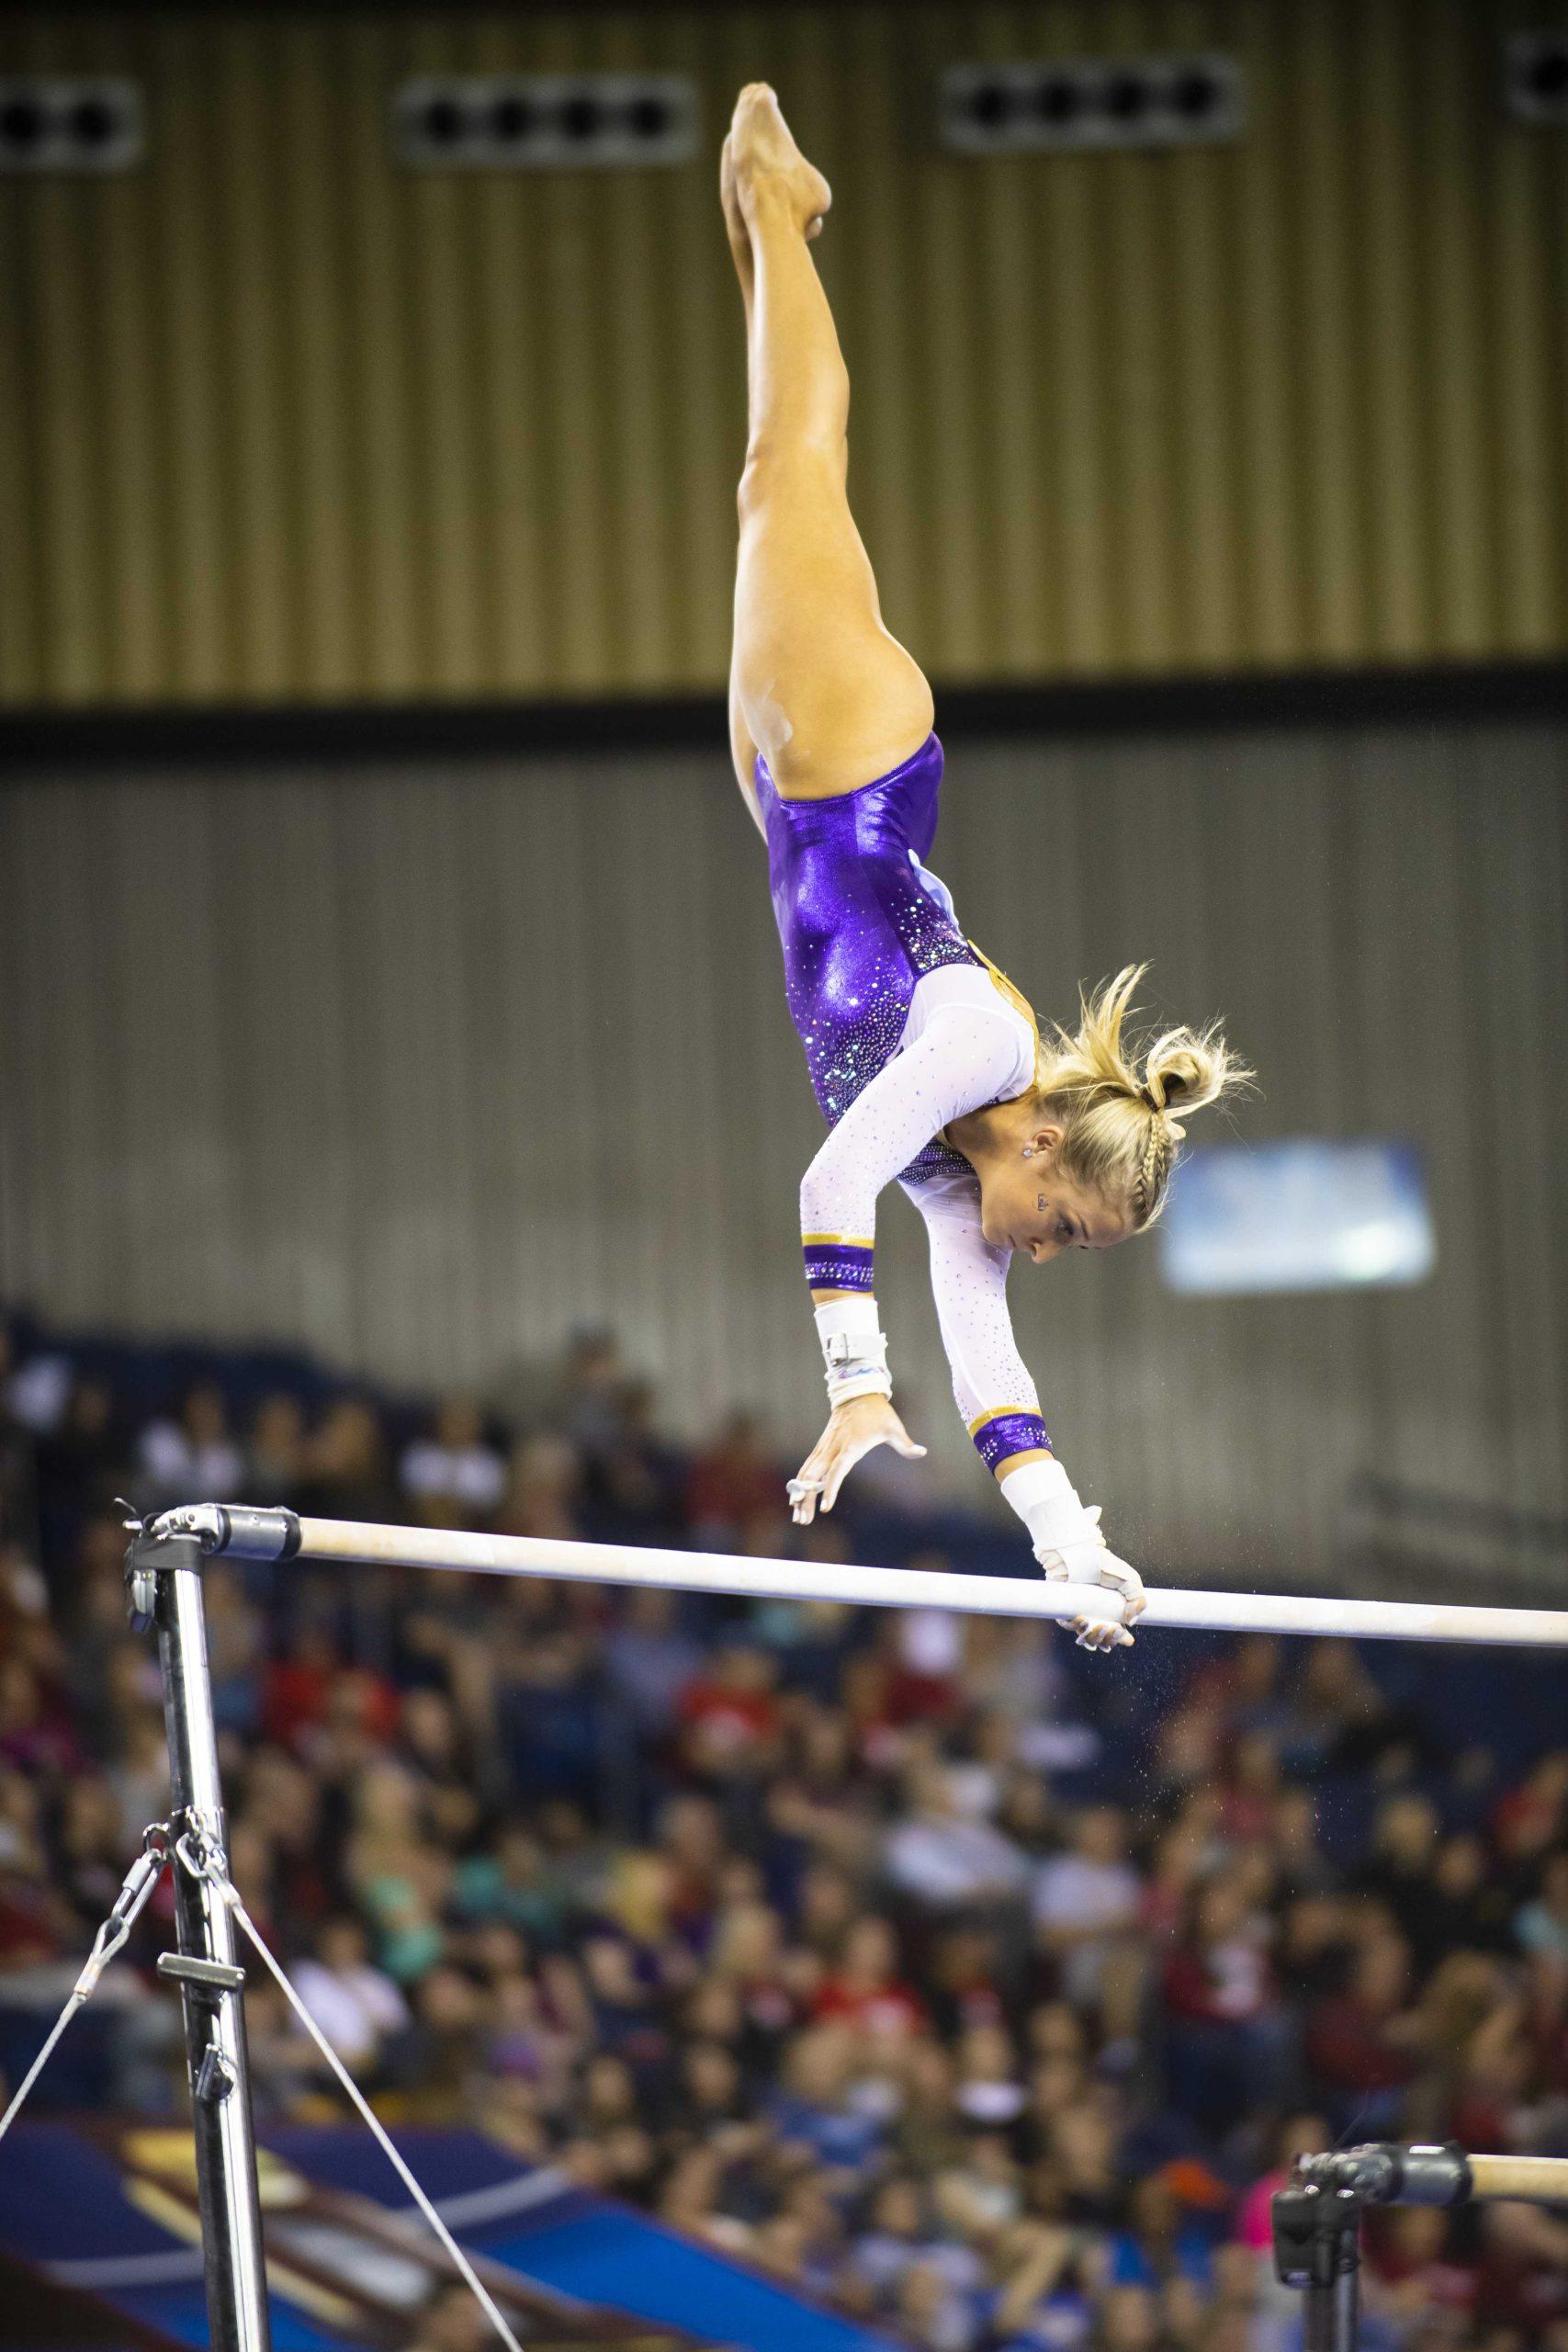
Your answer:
(760, 733), (1053, 1472)
(755, 732), (979, 1158)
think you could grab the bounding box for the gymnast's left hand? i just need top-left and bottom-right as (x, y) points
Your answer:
(788, 1396), (927, 1524)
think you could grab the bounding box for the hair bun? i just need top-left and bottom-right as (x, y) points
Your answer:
(1144, 1038), (1219, 1118)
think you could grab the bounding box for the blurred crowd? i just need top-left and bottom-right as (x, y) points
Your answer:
(4, 1317), (1568, 2352)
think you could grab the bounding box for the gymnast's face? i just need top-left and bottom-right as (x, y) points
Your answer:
(978, 1126), (1132, 1264)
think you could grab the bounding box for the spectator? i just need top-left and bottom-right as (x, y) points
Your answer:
(33, 1377), (125, 1561)
(0, 1774), (65, 1966)
(291, 1915), (411, 2070)
(105, 1708), (169, 1848)
(686, 1410), (782, 1548)
(1305, 1929), (1421, 2132)
(297, 1396), (393, 1521)
(245, 1391), (308, 1505)
(604, 1588), (704, 1739)
(137, 1382), (245, 1509)
(265, 1618), (362, 1751)
(581, 1377), (686, 1541)
(0, 1657), (84, 1778)
(1269, 1784), (1337, 1899)
(1365, 2204), (1477, 2337)
(495, 1433), (582, 1542)
(52, 1771), (130, 1929)
(1163, 1873), (1291, 2132)
(1032, 1804), (1144, 2006)
(455, 1824), (567, 1941)
(1427, 1830), (1517, 1960)
(894, 2255), (975, 2352)
(678, 1640), (784, 1784)
(953, 2020), (1026, 2127)
(1517, 1850), (1568, 1966)
(884, 1760), (1031, 1912)
(1495, 1756), (1568, 1874)
(1106, 2172), (1215, 2296)
(1354, 1792), (1443, 1944)
(768, 2023), (885, 2172)
(815, 1916), (927, 2038)
(847, 2173), (936, 2301)
(556, 1328), (634, 1458)
(400, 1396), (506, 1526)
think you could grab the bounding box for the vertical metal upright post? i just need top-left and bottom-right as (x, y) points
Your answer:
(1273, 2183), (1362, 2352)
(144, 1534), (273, 2352)
(1303, 2263), (1359, 2352)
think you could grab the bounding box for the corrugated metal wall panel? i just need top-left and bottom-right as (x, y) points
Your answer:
(1, 1), (1563, 707)
(3, 718), (1564, 1582)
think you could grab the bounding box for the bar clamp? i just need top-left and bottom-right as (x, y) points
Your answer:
(121, 1502), (301, 1632)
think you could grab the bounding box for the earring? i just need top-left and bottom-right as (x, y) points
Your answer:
(1021, 1147), (1034, 1159)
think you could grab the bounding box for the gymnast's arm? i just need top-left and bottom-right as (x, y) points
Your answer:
(908, 1176), (1146, 1651)
(788, 998), (1030, 1520)
(903, 1168), (1048, 1476)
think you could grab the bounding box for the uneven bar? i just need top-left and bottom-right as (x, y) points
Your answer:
(1467, 2154), (1568, 2202)
(1297, 2143), (1568, 2211)
(260, 1514), (1568, 1649)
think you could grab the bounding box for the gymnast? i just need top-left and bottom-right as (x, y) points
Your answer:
(719, 88), (1246, 1650)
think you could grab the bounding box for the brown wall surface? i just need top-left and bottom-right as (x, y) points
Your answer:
(2, 1), (1564, 708)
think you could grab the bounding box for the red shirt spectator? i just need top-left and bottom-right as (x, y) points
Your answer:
(0, 1869), (63, 1964)
(1475, 2202), (1568, 2335)
(1304, 1934), (1419, 2095)
(677, 1643), (782, 1776)
(814, 1917), (928, 2038)
(1492, 1754), (1568, 1868)
(1365, 2207), (1476, 2326)
(1163, 1877), (1273, 2023)
(685, 1412), (781, 1542)
(0, 1658), (85, 1777)
(263, 1631), (397, 1752)
(1216, 1733), (1282, 1845)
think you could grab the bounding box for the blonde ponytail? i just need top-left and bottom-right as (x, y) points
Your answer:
(1036, 966), (1249, 1228)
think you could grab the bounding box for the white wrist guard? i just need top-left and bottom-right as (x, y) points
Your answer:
(814, 1295), (892, 1408)
(998, 1455), (1104, 1575)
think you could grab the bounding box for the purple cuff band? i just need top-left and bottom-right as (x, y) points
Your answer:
(972, 1411), (1051, 1472)
(803, 1242), (875, 1292)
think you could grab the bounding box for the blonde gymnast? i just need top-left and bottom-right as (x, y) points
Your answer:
(720, 88), (1246, 1649)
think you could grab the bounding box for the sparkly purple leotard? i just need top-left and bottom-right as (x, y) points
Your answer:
(757, 731), (1053, 1475)
(755, 730), (978, 1137)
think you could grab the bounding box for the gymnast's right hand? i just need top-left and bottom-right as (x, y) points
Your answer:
(1038, 1538), (1145, 1654)
(787, 1396), (927, 1525)
(999, 1456), (1145, 1652)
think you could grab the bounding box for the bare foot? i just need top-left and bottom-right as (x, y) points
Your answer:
(720, 132), (754, 315)
(728, 84), (831, 241)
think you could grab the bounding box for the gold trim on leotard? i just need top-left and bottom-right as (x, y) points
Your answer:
(966, 940), (1043, 1090)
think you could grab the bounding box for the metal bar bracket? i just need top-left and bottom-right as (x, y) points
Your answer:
(157, 1951), (247, 1994)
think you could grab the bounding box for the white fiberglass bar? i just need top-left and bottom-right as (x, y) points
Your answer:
(1467, 2154), (1568, 2202)
(283, 1516), (1568, 1649)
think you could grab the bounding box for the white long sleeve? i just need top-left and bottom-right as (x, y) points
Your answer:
(798, 967), (1034, 1291)
(797, 966), (1050, 1476)
(903, 1168), (1052, 1473)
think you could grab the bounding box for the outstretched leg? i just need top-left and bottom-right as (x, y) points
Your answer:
(725, 86), (932, 808)
(721, 131), (767, 834)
